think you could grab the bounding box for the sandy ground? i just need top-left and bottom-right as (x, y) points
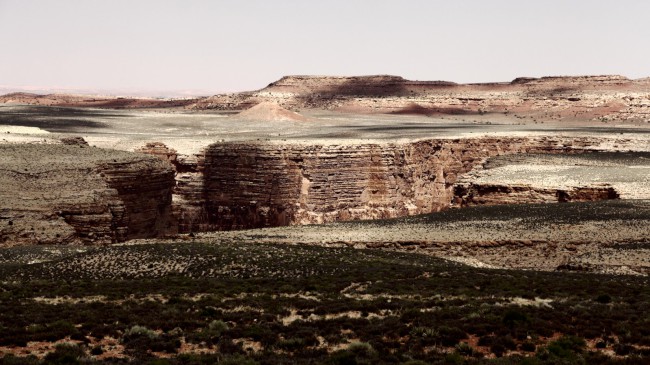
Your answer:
(458, 153), (650, 199)
(1, 104), (649, 155)
(1, 103), (649, 274)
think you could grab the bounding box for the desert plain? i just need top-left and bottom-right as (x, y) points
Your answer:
(0, 75), (649, 364)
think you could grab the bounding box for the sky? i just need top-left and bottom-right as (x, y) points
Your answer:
(0, 0), (648, 96)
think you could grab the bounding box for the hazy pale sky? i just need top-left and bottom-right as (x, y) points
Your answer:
(1, 0), (648, 95)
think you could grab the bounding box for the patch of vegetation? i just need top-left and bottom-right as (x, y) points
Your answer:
(0, 242), (648, 363)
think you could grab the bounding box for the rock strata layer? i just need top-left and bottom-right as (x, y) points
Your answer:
(1, 134), (645, 246)
(158, 136), (630, 232)
(0, 144), (175, 245)
(192, 75), (650, 124)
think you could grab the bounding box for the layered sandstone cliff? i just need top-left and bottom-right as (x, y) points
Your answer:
(0, 135), (639, 246)
(156, 136), (623, 232)
(0, 144), (175, 245)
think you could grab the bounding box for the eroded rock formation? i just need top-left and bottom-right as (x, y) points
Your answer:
(0, 145), (175, 245)
(0, 134), (642, 246)
(192, 75), (650, 124)
(157, 136), (623, 232)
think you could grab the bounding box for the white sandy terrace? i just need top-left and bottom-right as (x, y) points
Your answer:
(459, 153), (650, 199)
(1, 105), (649, 155)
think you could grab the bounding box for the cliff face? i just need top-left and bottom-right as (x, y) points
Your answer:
(0, 136), (635, 246)
(0, 145), (176, 246)
(168, 137), (603, 231)
(136, 142), (207, 233)
(97, 159), (176, 239)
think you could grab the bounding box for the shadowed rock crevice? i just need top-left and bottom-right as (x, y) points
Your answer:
(453, 183), (620, 206)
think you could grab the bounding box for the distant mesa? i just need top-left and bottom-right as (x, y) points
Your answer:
(235, 101), (309, 122)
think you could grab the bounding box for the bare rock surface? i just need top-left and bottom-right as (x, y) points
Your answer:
(176, 136), (647, 231)
(0, 144), (175, 245)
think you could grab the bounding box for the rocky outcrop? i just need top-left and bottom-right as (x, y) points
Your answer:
(136, 142), (183, 171)
(0, 145), (175, 245)
(453, 183), (619, 206)
(97, 159), (176, 239)
(176, 137), (600, 231)
(190, 74), (650, 124)
(136, 136), (644, 233)
(135, 142), (206, 233)
(0, 135), (640, 245)
(0, 92), (197, 109)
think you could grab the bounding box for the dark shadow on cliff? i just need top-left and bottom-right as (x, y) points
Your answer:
(523, 85), (580, 98)
(390, 103), (482, 116)
(85, 98), (197, 109)
(309, 76), (411, 97)
(338, 123), (479, 132)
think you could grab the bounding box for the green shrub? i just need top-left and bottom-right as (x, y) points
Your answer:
(596, 294), (612, 304)
(124, 325), (158, 339)
(548, 335), (586, 355)
(438, 326), (467, 347)
(189, 320), (229, 345)
(443, 352), (464, 364)
(520, 341), (536, 352)
(502, 308), (529, 327)
(208, 319), (228, 333)
(277, 337), (307, 351)
(220, 354), (259, 365)
(43, 343), (86, 365)
(410, 326), (439, 340)
(122, 325), (180, 354)
(328, 350), (357, 365)
(0, 354), (39, 365)
(491, 342), (507, 357)
(347, 341), (375, 357)
(537, 335), (587, 364)
(30, 320), (80, 342)
(455, 341), (478, 357)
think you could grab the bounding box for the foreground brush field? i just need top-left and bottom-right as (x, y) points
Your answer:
(1, 225), (650, 364)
